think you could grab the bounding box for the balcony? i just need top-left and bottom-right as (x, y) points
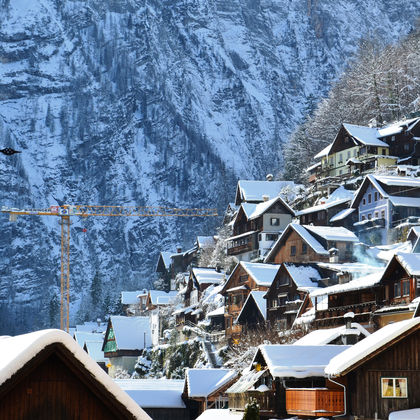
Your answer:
(286, 388), (344, 417)
(227, 242), (253, 256)
(228, 390), (276, 414)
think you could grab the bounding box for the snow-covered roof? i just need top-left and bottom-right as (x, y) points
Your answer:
(343, 123), (388, 147)
(84, 340), (108, 363)
(389, 408), (420, 420)
(310, 271), (384, 297)
(192, 267), (225, 285)
(283, 263), (322, 291)
(329, 208), (355, 222)
(389, 196), (420, 208)
(256, 344), (350, 378)
(377, 117), (420, 137)
(121, 290), (146, 305)
(304, 225), (359, 243)
(392, 252), (420, 276)
(293, 323), (370, 346)
(316, 262), (384, 275)
(196, 409), (243, 420)
(186, 368), (237, 398)
(75, 321), (107, 333)
(236, 291), (267, 322)
(366, 241), (412, 263)
(325, 318), (420, 377)
(0, 329), (151, 419)
(149, 290), (177, 305)
(296, 197), (350, 216)
(196, 236), (216, 249)
(207, 306), (225, 317)
(109, 316), (152, 350)
(115, 379), (185, 408)
(375, 175), (420, 188)
(248, 196), (295, 219)
(237, 180), (295, 202)
(314, 143), (332, 159)
(264, 223), (329, 262)
(240, 261), (280, 287)
(227, 230), (258, 241)
(225, 368), (267, 393)
(160, 251), (173, 269)
(74, 331), (104, 347)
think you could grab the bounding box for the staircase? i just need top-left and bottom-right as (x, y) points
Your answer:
(203, 340), (221, 368)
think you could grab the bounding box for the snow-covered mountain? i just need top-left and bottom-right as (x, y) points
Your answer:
(0, 0), (419, 333)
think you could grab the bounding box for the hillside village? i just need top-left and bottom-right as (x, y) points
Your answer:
(3, 115), (420, 420)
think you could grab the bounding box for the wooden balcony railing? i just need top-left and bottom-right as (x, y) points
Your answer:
(228, 391), (276, 413)
(227, 242), (253, 256)
(286, 388), (344, 417)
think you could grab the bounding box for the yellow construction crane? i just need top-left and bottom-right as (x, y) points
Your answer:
(2, 204), (218, 332)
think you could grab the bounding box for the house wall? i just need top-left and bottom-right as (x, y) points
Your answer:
(347, 328), (420, 420)
(0, 350), (133, 420)
(272, 230), (329, 264)
(262, 212), (292, 232)
(358, 183), (389, 226)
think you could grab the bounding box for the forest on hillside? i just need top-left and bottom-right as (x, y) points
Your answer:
(282, 26), (420, 182)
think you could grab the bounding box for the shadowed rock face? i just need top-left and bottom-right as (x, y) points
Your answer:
(0, 0), (418, 333)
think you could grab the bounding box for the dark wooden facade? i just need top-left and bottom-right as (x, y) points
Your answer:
(0, 343), (140, 420)
(298, 201), (350, 226)
(344, 324), (420, 419)
(221, 264), (273, 339)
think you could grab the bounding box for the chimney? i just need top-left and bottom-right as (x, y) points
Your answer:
(266, 174), (273, 181)
(343, 311), (354, 330)
(329, 247), (339, 263)
(262, 195), (270, 202)
(176, 245), (182, 253)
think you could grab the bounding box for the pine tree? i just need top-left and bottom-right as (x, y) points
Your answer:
(90, 271), (102, 309)
(243, 398), (259, 420)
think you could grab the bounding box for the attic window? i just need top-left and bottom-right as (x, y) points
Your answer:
(270, 218), (280, 226)
(290, 245), (296, 256)
(302, 243), (307, 254)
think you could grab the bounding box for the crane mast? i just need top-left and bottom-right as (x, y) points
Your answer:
(2, 204), (218, 331)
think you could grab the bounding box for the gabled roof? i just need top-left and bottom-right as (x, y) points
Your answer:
(105, 316), (151, 351)
(196, 236), (216, 249)
(377, 116), (420, 137)
(304, 225), (359, 243)
(325, 318), (420, 377)
(0, 329), (151, 419)
(296, 197), (351, 216)
(314, 143), (333, 159)
(342, 123), (388, 147)
(116, 379), (185, 408)
(149, 290), (177, 305)
(283, 263), (323, 291)
(294, 323), (370, 346)
(382, 252), (420, 278)
(235, 180), (296, 204)
(236, 291), (267, 322)
(121, 290), (146, 305)
(192, 267), (225, 285)
(84, 340), (108, 363)
(254, 344), (350, 378)
(185, 368), (237, 398)
(264, 223), (329, 262)
(240, 196), (295, 221)
(221, 262), (280, 295)
(73, 331), (104, 347)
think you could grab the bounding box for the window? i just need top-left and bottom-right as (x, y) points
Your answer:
(347, 151), (351, 159)
(403, 279), (410, 296)
(363, 198), (366, 205)
(278, 296), (287, 306)
(368, 194), (372, 203)
(239, 275), (248, 284)
(346, 243), (352, 251)
(391, 136), (396, 142)
(362, 215), (366, 221)
(394, 281), (401, 297)
(302, 243), (307, 254)
(290, 245), (296, 256)
(381, 378), (408, 398)
(404, 144), (410, 151)
(339, 153), (343, 163)
(374, 192), (378, 201)
(375, 212), (379, 218)
(381, 210), (385, 219)
(271, 299), (278, 308)
(353, 149), (357, 157)
(368, 214), (372, 220)
(266, 233), (278, 241)
(270, 218), (280, 226)
(382, 148), (387, 155)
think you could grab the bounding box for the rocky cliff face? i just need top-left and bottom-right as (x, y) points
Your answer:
(0, 0), (418, 333)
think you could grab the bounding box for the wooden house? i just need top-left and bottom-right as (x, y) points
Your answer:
(184, 267), (225, 307)
(0, 329), (150, 420)
(220, 261), (280, 339)
(117, 378), (189, 420)
(102, 316), (152, 377)
(264, 223), (358, 265)
(227, 196), (294, 261)
(264, 263), (324, 330)
(226, 344), (349, 418)
(350, 174), (420, 233)
(183, 368), (238, 418)
(325, 317), (420, 420)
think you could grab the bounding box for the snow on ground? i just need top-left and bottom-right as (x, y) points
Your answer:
(389, 408), (420, 420)
(196, 409), (243, 419)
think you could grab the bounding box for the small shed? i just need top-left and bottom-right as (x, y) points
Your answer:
(0, 329), (151, 419)
(325, 317), (420, 420)
(116, 378), (189, 420)
(183, 368), (238, 418)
